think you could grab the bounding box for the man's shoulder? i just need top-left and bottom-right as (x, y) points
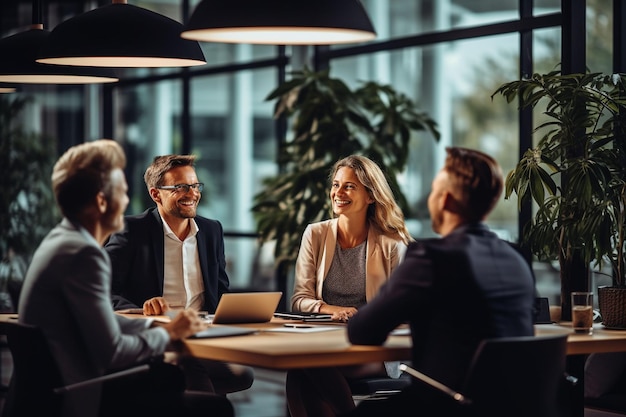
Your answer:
(37, 223), (104, 266)
(405, 238), (438, 257)
(194, 215), (222, 227)
(193, 215), (224, 237)
(406, 232), (488, 254)
(409, 229), (521, 261)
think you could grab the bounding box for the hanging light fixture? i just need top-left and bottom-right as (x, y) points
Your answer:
(0, 26), (118, 84)
(0, 0), (118, 84)
(36, 0), (206, 68)
(181, 0), (376, 45)
(0, 83), (18, 93)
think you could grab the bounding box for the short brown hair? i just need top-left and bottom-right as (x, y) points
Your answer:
(52, 139), (126, 220)
(444, 147), (503, 222)
(143, 155), (196, 190)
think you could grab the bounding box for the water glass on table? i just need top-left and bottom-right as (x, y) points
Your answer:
(571, 291), (594, 334)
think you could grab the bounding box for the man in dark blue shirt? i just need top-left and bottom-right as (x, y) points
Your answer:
(345, 147), (535, 416)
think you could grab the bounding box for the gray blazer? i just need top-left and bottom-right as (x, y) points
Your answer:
(19, 218), (170, 417)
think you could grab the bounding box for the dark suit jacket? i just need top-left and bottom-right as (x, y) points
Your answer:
(347, 223), (535, 392)
(105, 208), (230, 313)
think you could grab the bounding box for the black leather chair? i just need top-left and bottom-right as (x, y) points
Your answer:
(585, 372), (626, 415)
(348, 373), (412, 400)
(1, 321), (234, 417)
(1, 321), (152, 417)
(399, 334), (573, 417)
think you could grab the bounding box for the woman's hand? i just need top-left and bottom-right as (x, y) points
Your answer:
(320, 304), (358, 322)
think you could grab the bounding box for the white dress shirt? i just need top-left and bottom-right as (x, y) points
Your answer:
(161, 218), (205, 310)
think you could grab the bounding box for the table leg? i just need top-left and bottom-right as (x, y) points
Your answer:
(566, 354), (587, 417)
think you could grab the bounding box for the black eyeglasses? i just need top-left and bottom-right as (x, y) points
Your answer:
(156, 183), (204, 193)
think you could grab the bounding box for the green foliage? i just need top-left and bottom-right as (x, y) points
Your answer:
(252, 68), (440, 265)
(0, 96), (59, 259)
(493, 70), (626, 287)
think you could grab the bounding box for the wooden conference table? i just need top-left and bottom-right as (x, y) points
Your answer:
(2, 313), (625, 365)
(183, 319), (411, 369)
(2, 314), (625, 416)
(179, 319), (626, 417)
(180, 319), (626, 369)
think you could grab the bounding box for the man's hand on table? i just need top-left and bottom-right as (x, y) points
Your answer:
(162, 309), (206, 341)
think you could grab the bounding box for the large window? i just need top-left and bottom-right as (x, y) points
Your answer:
(2, 0), (619, 296)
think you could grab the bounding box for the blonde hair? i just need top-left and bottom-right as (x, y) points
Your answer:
(52, 139), (126, 220)
(330, 155), (413, 245)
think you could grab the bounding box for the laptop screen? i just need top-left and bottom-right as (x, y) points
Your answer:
(212, 292), (283, 324)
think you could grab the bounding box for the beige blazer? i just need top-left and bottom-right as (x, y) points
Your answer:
(291, 218), (406, 313)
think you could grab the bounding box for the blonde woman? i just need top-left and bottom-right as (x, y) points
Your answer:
(287, 155), (412, 417)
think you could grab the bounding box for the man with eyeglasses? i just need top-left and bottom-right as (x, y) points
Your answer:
(105, 154), (254, 396)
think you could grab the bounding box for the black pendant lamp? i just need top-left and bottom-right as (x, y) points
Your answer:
(37, 0), (206, 68)
(181, 0), (376, 45)
(0, 0), (118, 84)
(0, 83), (18, 93)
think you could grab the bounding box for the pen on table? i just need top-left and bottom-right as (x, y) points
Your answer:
(283, 323), (313, 329)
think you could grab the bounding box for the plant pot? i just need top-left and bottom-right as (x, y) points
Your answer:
(598, 286), (626, 329)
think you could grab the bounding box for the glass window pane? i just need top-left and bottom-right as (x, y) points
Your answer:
(113, 80), (183, 214)
(534, 1), (561, 16)
(349, 0), (560, 44)
(189, 66), (278, 287)
(332, 33), (520, 241)
(586, 0), (613, 74)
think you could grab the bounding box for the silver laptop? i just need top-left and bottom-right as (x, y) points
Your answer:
(212, 292), (282, 324)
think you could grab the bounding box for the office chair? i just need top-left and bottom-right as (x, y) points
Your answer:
(348, 372), (412, 401)
(1, 321), (150, 417)
(399, 334), (573, 417)
(584, 371), (626, 415)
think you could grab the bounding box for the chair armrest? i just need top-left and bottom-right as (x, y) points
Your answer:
(564, 372), (578, 386)
(53, 364), (150, 394)
(399, 363), (472, 405)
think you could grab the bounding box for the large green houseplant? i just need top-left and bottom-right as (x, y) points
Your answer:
(0, 95), (58, 311)
(492, 70), (626, 325)
(252, 68), (439, 269)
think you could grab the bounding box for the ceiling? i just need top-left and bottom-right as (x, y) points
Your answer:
(1, 0), (563, 39)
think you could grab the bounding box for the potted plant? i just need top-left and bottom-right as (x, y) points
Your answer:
(0, 95), (58, 311)
(492, 70), (626, 325)
(252, 67), (439, 290)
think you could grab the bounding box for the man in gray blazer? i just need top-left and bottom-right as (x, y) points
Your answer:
(18, 140), (233, 417)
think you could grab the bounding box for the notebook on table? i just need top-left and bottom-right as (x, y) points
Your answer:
(211, 291), (283, 324)
(274, 312), (333, 322)
(190, 325), (257, 339)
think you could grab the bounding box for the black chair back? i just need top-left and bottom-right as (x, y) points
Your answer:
(2, 321), (65, 417)
(462, 334), (569, 417)
(1, 321), (232, 417)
